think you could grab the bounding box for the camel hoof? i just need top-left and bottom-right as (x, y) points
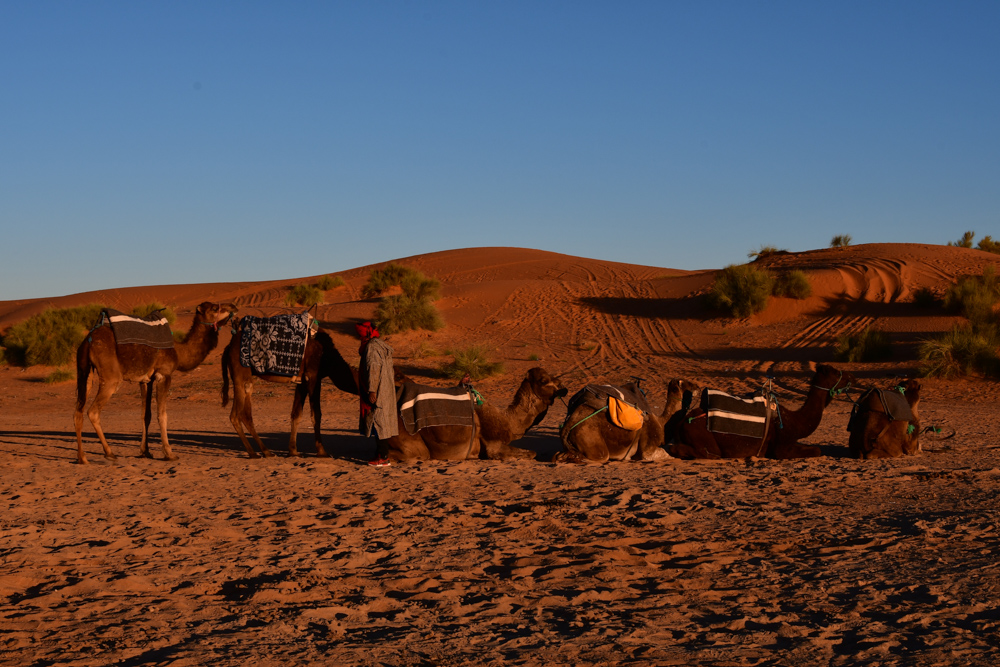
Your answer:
(163, 455), (179, 462)
(104, 454), (118, 461)
(77, 457), (89, 465)
(247, 452), (260, 459)
(287, 451), (300, 458)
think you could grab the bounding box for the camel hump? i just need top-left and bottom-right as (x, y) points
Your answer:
(701, 388), (770, 439)
(398, 381), (476, 434)
(237, 312), (312, 378)
(851, 388), (916, 426)
(101, 308), (175, 349)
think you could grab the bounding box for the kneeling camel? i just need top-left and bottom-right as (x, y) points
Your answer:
(674, 364), (856, 460)
(386, 367), (567, 461)
(556, 379), (700, 463)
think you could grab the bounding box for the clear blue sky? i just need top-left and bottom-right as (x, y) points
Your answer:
(2, 1), (998, 301)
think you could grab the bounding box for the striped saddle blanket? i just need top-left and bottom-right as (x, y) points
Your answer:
(101, 309), (174, 349)
(398, 381), (475, 435)
(238, 312), (312, 379)
(701, 389), (772, 439)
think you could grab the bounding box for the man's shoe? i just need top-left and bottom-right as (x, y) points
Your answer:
(368, 457), (391, 467)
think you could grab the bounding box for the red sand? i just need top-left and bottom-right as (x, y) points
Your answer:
(2, 244), (1000, 665)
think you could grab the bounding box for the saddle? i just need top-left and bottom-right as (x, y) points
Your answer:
(566, 382), (651, 432)
(700, 388), (772, 439)
(238, 312), (313, 380)
(847, 387), (915, 432)
(398, 381), (476, 435)
(99, 308), (174, 349)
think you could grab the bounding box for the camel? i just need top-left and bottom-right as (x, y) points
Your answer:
(848, 379), (921, 459)
(74, 301), (235, 464)
(386, 367), (567, 461)
(673, 364), (857, 460)
(221, 324), (358, 458)
(555, 379), (700, 463)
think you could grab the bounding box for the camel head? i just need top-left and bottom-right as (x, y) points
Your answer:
(195, 301), (237, 330)
(525, 367), (568, 403)
(812, 364), (857, 399)
(664, 379), (701, 417)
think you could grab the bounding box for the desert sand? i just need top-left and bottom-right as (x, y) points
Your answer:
(2, 244), (1000, 665)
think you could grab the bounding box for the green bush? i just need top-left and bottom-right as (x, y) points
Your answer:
(834, 327), (893, 362)
(285, 283), (324, 308)
(362, 263), (440, 300)
(942, 266), (1000, 325)
(1, 304), (105, 367)
(747, 245), (787, 260)
(364, 263), (443, 333)
(772, 270), (812, 299)
(830, 234), (852, 248)
(707, 264), (774, 317)
(129, 302), (176, 326)
(316, 275), (345, 290)
(374, 295), (444, 335)
(45, 368), (75, 384)
(978, 236), (1000, 255)
(948, 231), (976, 248)
(440, 345), (504, 380)
(919, 323), (1000, 379)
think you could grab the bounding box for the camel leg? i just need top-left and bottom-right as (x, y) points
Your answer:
(86, 374), (122, 463)
(74, 372), (92, 465)
(308, 380), (328, 457)
(139, 381), (155, 458)
(240, 382), (273, 458)
(228, 380), (261, 459)
(153, 374), (178, 461)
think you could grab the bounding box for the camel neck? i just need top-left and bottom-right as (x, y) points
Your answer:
(780, 385), (831, 439)
(175, 323), (219, 372)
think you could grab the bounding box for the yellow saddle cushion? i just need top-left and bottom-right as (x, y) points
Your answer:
(608, 396), (644, 431)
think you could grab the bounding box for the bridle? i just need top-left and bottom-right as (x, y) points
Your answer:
(812, 370), (852, 399)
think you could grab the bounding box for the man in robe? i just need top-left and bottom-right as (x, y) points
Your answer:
(357, 321), (397, 466)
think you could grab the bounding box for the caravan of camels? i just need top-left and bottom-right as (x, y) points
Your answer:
(60, 244), (963, 467)
(3, 244), (999, 665)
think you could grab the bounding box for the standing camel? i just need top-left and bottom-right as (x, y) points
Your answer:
(386, 367), (567, 461)
(74, 301), (234, 464)
(673, 364), (857, 460)
(848, 379), (921, 459)
(221, 326), (358, 458)
(556, 378), (700, 463)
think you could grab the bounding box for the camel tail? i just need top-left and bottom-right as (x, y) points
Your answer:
(221, 350), (231, 408)
(75, 338), (92, 411)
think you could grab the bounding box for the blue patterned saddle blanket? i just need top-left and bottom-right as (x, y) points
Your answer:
(238, 312), (312, 379)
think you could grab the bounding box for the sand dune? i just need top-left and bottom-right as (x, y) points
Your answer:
(2, 244), (1000, 665)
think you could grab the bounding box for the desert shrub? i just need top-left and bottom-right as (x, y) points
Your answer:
(285, 283), (324, 308)
(362, 263), (440, 300)
(364, 263), (443, 333)
(747, 245), (788, 260)
(830, 234), (852, 248)
(45, 368), (75, 384)
(440, 345), (504, 381)
(374, 295), (444, 335)
(528, 353), (540, 361)
(0, 346), (6, 365)
(1, 304), (105, 367)
(948, 231), (976, 248)
(912, 286), (939, 308)
(129, 302), (176, 325)
(835, 326), (893, 362)
(772, 270), (812, 299)
(316, 275), (345, 290)
(919, 323), (1000, 379)
(942, 266), (1000, 325)
(707, 264), (774, 317)
(977, 236), (1000, 255)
